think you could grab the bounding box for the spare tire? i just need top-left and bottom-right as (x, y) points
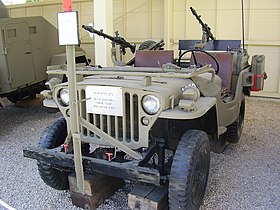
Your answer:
(138, 40), (157, 50)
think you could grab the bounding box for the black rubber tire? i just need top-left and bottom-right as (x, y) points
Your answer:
(227, 98), (245, 143)
(138, 40), (157, 50)
(169, 130), (210, 210)
(37, 118), (69, 190)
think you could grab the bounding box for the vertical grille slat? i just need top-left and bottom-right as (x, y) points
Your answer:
(95, 114), (100, 138)
(80, 90), (88, 137)
(93, 114), (97, 127)
(89, 113), (94, 137)
(100, 115), (104, 131)
(107, 115), (111, 136)
(134, 94), (139, 142)
(122, 93), (127, 142)
(85, 112), (89, 137)
(115, 116), (119, 141)
(130, 94), (134, 142)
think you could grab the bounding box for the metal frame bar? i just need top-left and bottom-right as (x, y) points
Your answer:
(47, 65), (215, 80)
(80, 118), (142, 159)
(23, 147), (160, 185)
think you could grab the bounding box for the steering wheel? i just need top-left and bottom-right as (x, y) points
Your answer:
(178, 49), (220, 74)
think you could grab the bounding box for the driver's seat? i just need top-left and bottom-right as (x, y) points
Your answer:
(190, 52), (234, 90)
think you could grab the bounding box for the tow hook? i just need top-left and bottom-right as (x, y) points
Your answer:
(62, 144), (69, 153)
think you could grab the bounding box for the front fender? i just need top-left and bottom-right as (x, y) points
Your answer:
(158, 97), (216, 120)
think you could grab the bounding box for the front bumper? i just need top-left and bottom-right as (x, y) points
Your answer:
(23, 147), (160, 185)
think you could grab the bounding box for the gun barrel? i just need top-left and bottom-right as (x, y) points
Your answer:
(189, 7), (215, 40)
(190, 7), (198, 17)
(82, 25), (136, 54)
(82, 25), (114, 39)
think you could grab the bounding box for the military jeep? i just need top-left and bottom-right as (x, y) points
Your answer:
(23, 39), (266, 209)
(23, 8), (267, 209)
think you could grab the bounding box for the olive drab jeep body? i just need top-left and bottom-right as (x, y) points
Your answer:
(23, 7), (266, 210)
(23, 46), (265, 208)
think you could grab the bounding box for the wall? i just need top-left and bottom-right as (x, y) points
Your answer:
(6, 0), (280, 97)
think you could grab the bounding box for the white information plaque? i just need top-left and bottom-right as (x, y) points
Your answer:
(86, 86), (123, 116)
(57, 11), (79, 45)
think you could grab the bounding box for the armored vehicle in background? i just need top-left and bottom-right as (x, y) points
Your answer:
(24, 7), (266, 210)
(0, 1), (87, 102)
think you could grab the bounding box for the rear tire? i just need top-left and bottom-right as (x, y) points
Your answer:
(169, 130), (210, 210)
(37, 118), (69, 190)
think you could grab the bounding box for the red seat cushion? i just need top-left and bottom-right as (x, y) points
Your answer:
(134, 50), (174, 67)
(191, 52), (234, 90)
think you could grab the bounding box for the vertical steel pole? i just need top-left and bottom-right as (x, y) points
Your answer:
(66, 45), (85, 194)
(62, 0), (84, 194)
(241, 0), (245, 49)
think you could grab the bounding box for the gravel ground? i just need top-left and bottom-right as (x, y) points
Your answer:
(0, 97), (279, 210)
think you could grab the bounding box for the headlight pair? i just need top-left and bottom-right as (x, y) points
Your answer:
(58, 88), (160, 115)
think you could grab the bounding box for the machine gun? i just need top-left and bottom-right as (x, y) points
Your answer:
(190, 7), (215, 42)
(82, 25), (136, 55)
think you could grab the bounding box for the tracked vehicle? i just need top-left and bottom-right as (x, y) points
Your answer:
(23, 7), (266, 209)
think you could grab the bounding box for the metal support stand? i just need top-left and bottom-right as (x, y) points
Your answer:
(157, 138), (165, 185)
(66, 45), (85, 194)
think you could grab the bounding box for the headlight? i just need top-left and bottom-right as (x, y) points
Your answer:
(182, 86), (200, 101)
(142, 95), (160, 115)
(60, 88), (69, 106)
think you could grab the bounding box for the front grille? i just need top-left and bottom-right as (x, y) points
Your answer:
(78, 87), (145, 149)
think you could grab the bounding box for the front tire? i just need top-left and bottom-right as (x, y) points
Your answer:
(169, 130), (210, 210)
(227, 98), (245, 143)
(37, 118), (69, 190)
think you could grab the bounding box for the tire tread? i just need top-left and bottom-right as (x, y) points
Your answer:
(37, 118), (69, 190)
(169, 130), (210, 210)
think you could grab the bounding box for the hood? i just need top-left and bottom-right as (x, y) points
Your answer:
(0, 0), (9, 18)
(80, 74), (196, 109)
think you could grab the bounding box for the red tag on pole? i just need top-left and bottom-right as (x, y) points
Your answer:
(63, 0), (72, 12)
